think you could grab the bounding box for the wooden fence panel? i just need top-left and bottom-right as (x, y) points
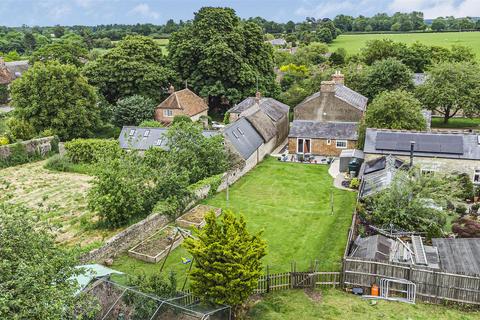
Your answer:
(343, 258), (480, 305)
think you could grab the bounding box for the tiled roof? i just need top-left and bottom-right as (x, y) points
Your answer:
(224, 118), (263, 160)
(156, 88), (208, 117)
(289, 121), (358, 140)
(364, 128), (480, 160)
(299, 84), (368, 112)
(228, 97), (289, 122)
(119, 126), (219, 150)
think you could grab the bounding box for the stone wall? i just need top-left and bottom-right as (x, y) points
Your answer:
(288, 137), (356, 156)
(0, 136), (57, 159)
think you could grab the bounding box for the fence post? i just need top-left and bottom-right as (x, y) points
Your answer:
(266, 265), (270, 293)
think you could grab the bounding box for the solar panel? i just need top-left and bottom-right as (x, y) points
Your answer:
(375, 132), (463, 155)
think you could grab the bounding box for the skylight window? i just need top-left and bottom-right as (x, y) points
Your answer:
(144, 130), (150, 137)
(129, 129), (136, 136)
(155, 138), (163, 146)
(232, 131), (239, 139)
(237, 127), (245, 135)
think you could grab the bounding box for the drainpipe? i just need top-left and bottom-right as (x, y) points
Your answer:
(409, 141), (416, 167)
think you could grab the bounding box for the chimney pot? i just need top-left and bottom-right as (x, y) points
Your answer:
(331, 71), (345, 85)
(255, 91), (261, 102)
(168, 84), (175, 95)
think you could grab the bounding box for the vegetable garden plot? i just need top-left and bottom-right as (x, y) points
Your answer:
(128, 225), (183, 263)
(176, 204), (222, 229)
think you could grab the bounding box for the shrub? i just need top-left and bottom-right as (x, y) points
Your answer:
(6, 117), (36, 141)
(349, 178), (360, 189)
(44, 154), (74, 172)
(455, 204), (468, 215)
(0, 136), (9, 146)
(452, 216), (480, 238)
(127, 271), (177, 298)
(64, 139), (123, 164)
(456, 173), (475, 201)
(172, 115), (192, 125)
(113, 95), (156, 127)
(139, 120), (163, 128)
(471, 203), (480, 214)
(0, 84), (8, 104)
(223, 112), (230, 125)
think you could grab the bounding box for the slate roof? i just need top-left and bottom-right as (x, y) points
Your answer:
(228, 97), (290, 122)
(433, 238), (480, 275)
(246, 110), (277, 143)
(364, 128), (480, 160)
(119, 126), (219, 150)
(267, 38), (287, 46)
(156, 88), (208, 117)
(223, 117), (263, 160)
(299, 84), (368, 112)
(340, 149), (364, 159)
(289, 121), (358, 140)
(359, 155), (405, 198)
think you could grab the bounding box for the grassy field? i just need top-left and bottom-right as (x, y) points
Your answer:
(112, 157), (357, 284)
(431, 117), (480, 129)
(329, 32), (480, 58)
(0, 160), (120, 248)
(247, 289), (480, 320)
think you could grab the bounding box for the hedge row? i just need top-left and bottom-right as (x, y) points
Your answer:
(64, 138), (123, 164)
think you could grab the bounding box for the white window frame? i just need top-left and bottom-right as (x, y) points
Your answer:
(474, 169), (480, 185)
(297, 138), (311, 154)
(143, 130), (150, 137)
(336, 140), (347, 149)
(163, 109), (173, 117)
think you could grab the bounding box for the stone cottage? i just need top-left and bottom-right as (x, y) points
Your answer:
(363, 128), (480, 184)
(289, 71), (367, 156)
(154, 86), (208, 124)
(294, 71), (367, 123)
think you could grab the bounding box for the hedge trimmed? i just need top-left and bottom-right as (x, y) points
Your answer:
(64, 138), (123, 164)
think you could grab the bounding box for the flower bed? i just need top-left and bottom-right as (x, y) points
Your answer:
(175, 204), (222, 229)
(128, 225), (183, 263)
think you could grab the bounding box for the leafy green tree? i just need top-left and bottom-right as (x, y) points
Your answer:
(416, 61), (480, 123)
(363, 169), (460, 238)
(0, 204), (81, 319)
(279, 84), (309, 108)
(165, 121), (229, 183)
(83, 35), (177, 103)
(431, 18), (446, 31)
(23, 32), (36, 52)
(184, 211), (267, 313)
(139, 120), (163, 127)
(364, 90), (426, 130)
(53, 25), (65, 38)
(30, 41), (89, 67)
(10, 62), (100, 140)
(329, 48), (347, 66)
(294, 42), (328, 65)
(316, 27), (333, 43)
(168, 7), (278, 108)
(358, 90), (426, 148)
(361, 58), (413, 99)
(113, 95), (156, 127)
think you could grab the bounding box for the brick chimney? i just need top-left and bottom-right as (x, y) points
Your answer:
(320, 80), (336, 93)
(255, 91), (261, 103)
(332, 70), (344, 85)
(167, 84), (175, 95)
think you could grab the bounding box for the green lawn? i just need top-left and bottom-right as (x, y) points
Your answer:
(329, 32), (480, 59)
(247, 289), (480, 320)
(112, 157), (357, 283)
(431, 117), (480, 129)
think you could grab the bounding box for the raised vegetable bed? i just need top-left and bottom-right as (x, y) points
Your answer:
(175, 204), (222, 229)
(128, 225), (183, 263)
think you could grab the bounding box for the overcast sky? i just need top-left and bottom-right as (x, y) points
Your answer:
(1, 0), (479, 26)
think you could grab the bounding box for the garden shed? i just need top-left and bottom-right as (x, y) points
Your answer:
(339, 149), (364, 173)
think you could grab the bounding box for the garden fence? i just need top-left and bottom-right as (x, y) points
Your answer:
(342, 257), (480, 305)
(254, 271), (341, 294)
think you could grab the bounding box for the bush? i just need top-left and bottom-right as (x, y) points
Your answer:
(0, 136), (9, 146)
(0, 84), (8, 104)
(6, 117), (36, 141)
(455, 204), (468, 215)
(471, 203), (480, 214)
(139, 120), (163, 128)
(457, 173), (475, 201)
(349, 178), (360, 189)
(44, 154), (74, 172)
(113, 95), (156, 127)
(452, 216), (480, 238)
(64, 139), (123, 164)
(172, 115), (192, 125)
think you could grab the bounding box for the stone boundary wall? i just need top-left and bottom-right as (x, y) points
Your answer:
(80, 153), (270, 264)
(0, 136), (56, 159)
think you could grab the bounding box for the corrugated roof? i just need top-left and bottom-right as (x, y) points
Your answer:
(156, 88), (208, 117)
(119, 126), (219, 150)
(289, 120), (358, 140)
(433, 238), (480, 275)
(364, 128), (480, 160)
(246, 110), (277, 143)
(223, 117), (263, 160)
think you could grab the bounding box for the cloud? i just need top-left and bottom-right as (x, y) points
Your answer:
(389, 0), (480, 18)
(128, 3), (160, 20)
